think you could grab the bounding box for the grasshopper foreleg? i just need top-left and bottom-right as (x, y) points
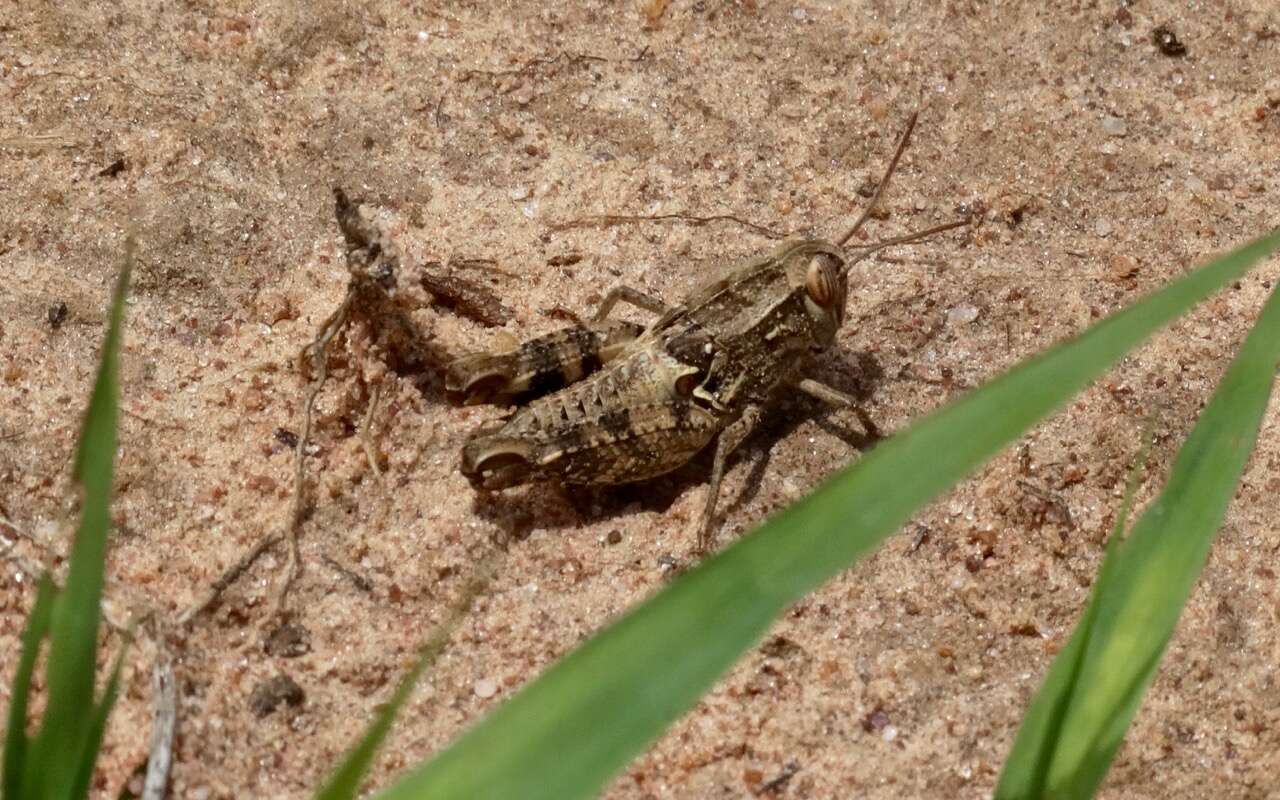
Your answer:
(592, 286), (669, 322)
(797, 377), (856, 408)
(797, 378), (880, 439)
(697, 404), (763, 553)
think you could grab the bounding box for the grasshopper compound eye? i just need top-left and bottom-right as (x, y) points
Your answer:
(804, 255), (841, 307)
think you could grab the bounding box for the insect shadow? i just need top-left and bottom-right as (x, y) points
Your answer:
(471, 349), (886, 547)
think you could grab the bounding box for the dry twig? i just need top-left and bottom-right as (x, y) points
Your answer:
(549, 212), (786, 239)
(141, 645), (177, 800)
(359, 383), (384, 484)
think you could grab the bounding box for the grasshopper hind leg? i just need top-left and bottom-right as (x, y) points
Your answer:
(697, 404), (763, 554)
(592, 286), (669, 322)
(446, 319), (644, 406)
(447, 283), (667, 406)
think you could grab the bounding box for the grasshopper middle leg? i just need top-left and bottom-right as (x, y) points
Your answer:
(697, 404), (763, 553)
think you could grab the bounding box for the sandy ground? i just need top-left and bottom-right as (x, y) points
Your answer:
(3, 1), (1280, 798)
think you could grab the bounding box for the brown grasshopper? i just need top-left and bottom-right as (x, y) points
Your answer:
(447, 111), (967, 552)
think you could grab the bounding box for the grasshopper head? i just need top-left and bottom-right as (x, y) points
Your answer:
(782, 240), (849, 349)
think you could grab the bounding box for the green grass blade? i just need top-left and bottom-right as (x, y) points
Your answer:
(314, 656), (436, 800)
(2, 575), (57, 800)
(68, 643), (129, 800)
(23, 243), (131, 799)
(1012, 419), (1154, 798)
(374, 229), (1280, 800)
(315, 564), (495, 800)
(997, 283), (1280, 799)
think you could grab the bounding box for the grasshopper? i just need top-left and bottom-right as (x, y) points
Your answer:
(448, 111), (967, 552)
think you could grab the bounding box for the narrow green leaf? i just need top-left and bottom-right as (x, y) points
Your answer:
(315, 563), (495, 800)
(998, 280), (1280, 799)
(24, 243), (131, 799)
(1010, 418), (1155, 798)
(376, 229), (1280, 800)
(68, 642), (130, 800)
(2, 575), (56, 800)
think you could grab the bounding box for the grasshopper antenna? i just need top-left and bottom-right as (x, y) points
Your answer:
(843, 217), (970, 272)
(836, 109), (919, 248)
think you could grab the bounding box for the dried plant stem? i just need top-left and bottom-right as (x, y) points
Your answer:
(178, 290), (355, 626)
(141, 644), (177, 800)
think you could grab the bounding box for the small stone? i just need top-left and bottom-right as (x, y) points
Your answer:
(1185, 175), (1208, 194)
(1095, 218), (1113, 238)
(1152, 24), (1187, 57)
(492, 114), (522, 141)
(946, 305), (979, 325)
(760, 635), (804, 659)
(1265, 79), (1280, 108)
(862, 709), (890, 732)
(1109, 254), (1138, 280)
(791, 7), (808, 21)
(1209, 173), (1235, 191)
(264, 622), (311, 658)
(47, 301), (68, 330)
(255, 289), (296, 324)
(509, 185), (530, 201)
(606, 530), (623, 545)
(241, 387), (267, 412)
(474, 678), (498, 699)
(1101, 115), (1127, 136)
(249, 674), (305, 717)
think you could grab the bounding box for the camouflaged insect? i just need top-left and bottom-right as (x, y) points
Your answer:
(449, 112), (966, 552)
